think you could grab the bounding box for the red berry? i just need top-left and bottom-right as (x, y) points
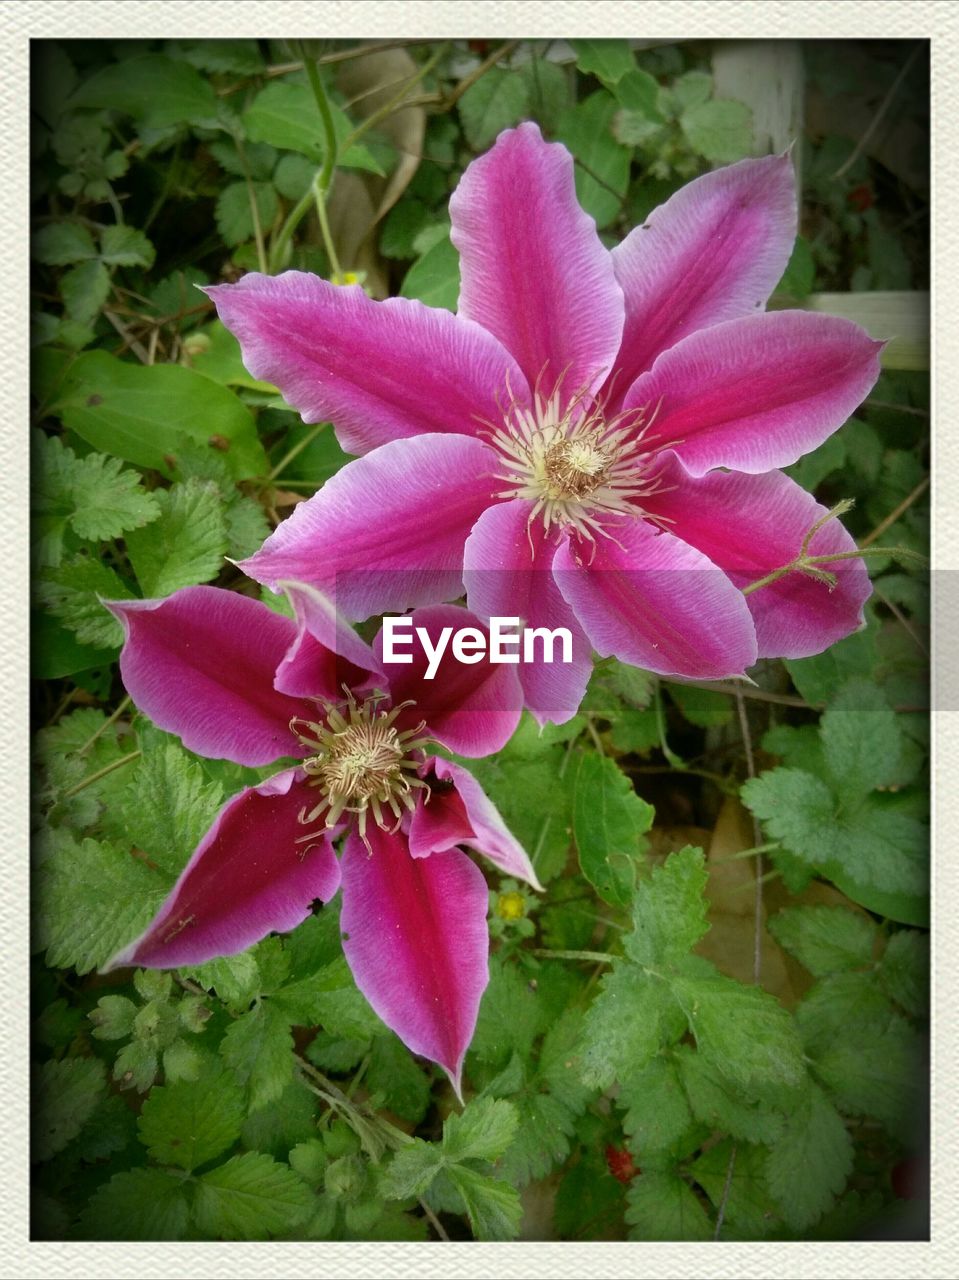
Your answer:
(847, 183), (874, 212)
(605, 1144), (638, 1184)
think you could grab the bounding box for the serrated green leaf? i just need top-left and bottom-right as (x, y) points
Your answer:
(443, 1097), (519, 1164)
(170, 37), (264, 75)
(579, 964), (684, 1089)
(820, 679), (902, 795)
(220, 1001), (294, 1112)
(163, 1038), (204, 1082)
(766, 1083), (854, 1231)
(672, 70), (713, 110)
(32, 1057), (105, 1162)
(98, 224), (156, 268)
(625, 846), (709, 969)
(89, 994), (138, 1041)
(519, 57), (569, 131)
(785, 625), (878, 705)
(70, 54), (219, 128)
(194, 1152), (314, 1240)
(768, 904), (877, 977)
(138, 1065), (245, 1170)
(240, 1080), (318, 1159)
(79, 1167), (192, 1241)
(675, 1045), (785, 1145)
(618, 1055), (694, 1156)
(469, 957), (546, 1069)
(50, 350), (269, 480)
(680, 98), (754, 163)
(556, 91), (632, 228)
(366, 1033), (431, 1125)
(574, 752), (652, 907)
(444, 1165), (522, 1241)
(35, 828), (168, 974)
(187, 951), (261, 1008)
(381, 1140), (441, 1200)
(60, 258), (110, 324)
(672, 964), (805, 1100)
(569, 38), (636, 85)
(625, 1170), (712, 1242)
(215, 180), (279, 247)
(110, 742), (224, 878)
(38, 556), (131, 648)
(877, 929), (928, 1016)
(691, 1140), (778, 1239)
(33, 221), (98, 265)
(458, 65), (530, 150)
(125, 478), (228, 596)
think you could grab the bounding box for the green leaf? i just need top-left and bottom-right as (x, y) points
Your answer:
(193, 1152), (314, 1240)
(38, 556), (131, 649)
(768, 904), (877, 977)
(877, 929), (928, 1016)
(366, 1034), (431, 1125)
(33, 221), (98, 265)
(680, 98), (754, 163)
(79, 1167), (191, 1241)
(625, 846), (709, 969)
(820, 678), (902, 795)
(618, 1054), (694, 1157)
(469, 956), (547, 1069)
(443, 1097), (519, 1164)
(98, 224), (156, 268)
(382, 1140), (442, 1200)
(691, 1140), (778, 1239)
(89, 994), (138, 1041)
(766, 1083), (854, 1231)
(400, 233), (461, 312)
(110, 742), (224, 878)
(579, 964), (683, 1089)
(667, 682), (733, 728)
(443, 1165), (522, 1242)
(220, 1001), (295, 1113)
(675, 1045), (784, 1145)
(573, 752), (652, 906)
(125, 478), (228, 596)
(242, 80), (384, 174)
(70, 54), (219, 128)
(35, 829), (168, 974)
(50, 350), (269, 480)
(556, 91), (632, 228)
(785, 626), (877, 706)
(138, 1065), (245, 1170)
(458, 65), (530, 149)
(32, 1057), (105, 1161)
(518, 58), (570, 132)
(215, 180), (279, 247)
(625, 1171), (712, 1242)
(60, 259), (110, 324)
(672, 71), (714, 111)
(672, 964), (805, 1100)
(171, 37), (265, 76)
(569, 39), (636, 85)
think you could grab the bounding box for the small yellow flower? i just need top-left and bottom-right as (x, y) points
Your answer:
(496, 891), (526, 922)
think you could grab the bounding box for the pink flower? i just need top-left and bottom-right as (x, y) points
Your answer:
(102, 583), (538, 1094)
(209, 123), (882, 725)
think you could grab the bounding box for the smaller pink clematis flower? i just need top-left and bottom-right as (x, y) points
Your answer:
(208, 123), (882, 726)
(101, 583), (537, 1095)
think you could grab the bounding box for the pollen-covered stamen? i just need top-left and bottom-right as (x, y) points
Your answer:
(291, 688), (431, 851)
(478, 368), (673, 546)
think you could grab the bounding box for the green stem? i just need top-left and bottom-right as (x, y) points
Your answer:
(270, 185), (313, 273)
(340, 44), (447, 154)
(301, 51), (339, 194)
(654, 684), (686, 770)
(62, 749), (141, 798)
(530, 948), (614, 965)
(312, 175), (343, 280)
(77, 694), (131, 757)
(263, 421), (327, 485)
(712, 840), (782, 864)
(742, 544), (928, 598)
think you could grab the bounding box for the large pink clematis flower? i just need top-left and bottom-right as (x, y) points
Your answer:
(209, 123), (882, 725)
(102, 583), (537, 1093)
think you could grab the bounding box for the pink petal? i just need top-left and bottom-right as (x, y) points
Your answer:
(375, 603), (523, 757)
(410, 756), (543, 891)
(106, 587), (307, 767)
(609, 152), (797, 392)
(624, 311), (883, 476)
(450, 121), (624, 404)
(643, 456), (872, 659)
(240, 434), (498, 621)
(462, 498), (593, 726)
(104, 769), (340, 970)
(206, 273), (529, 456)
(552, 517), (758, 679)
(339, 826), (490, 1096)
(274, 581), (383, 700)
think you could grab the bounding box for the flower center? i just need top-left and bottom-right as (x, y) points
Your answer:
(291, 690), (431, 849)
(482, 375), (668, 544)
